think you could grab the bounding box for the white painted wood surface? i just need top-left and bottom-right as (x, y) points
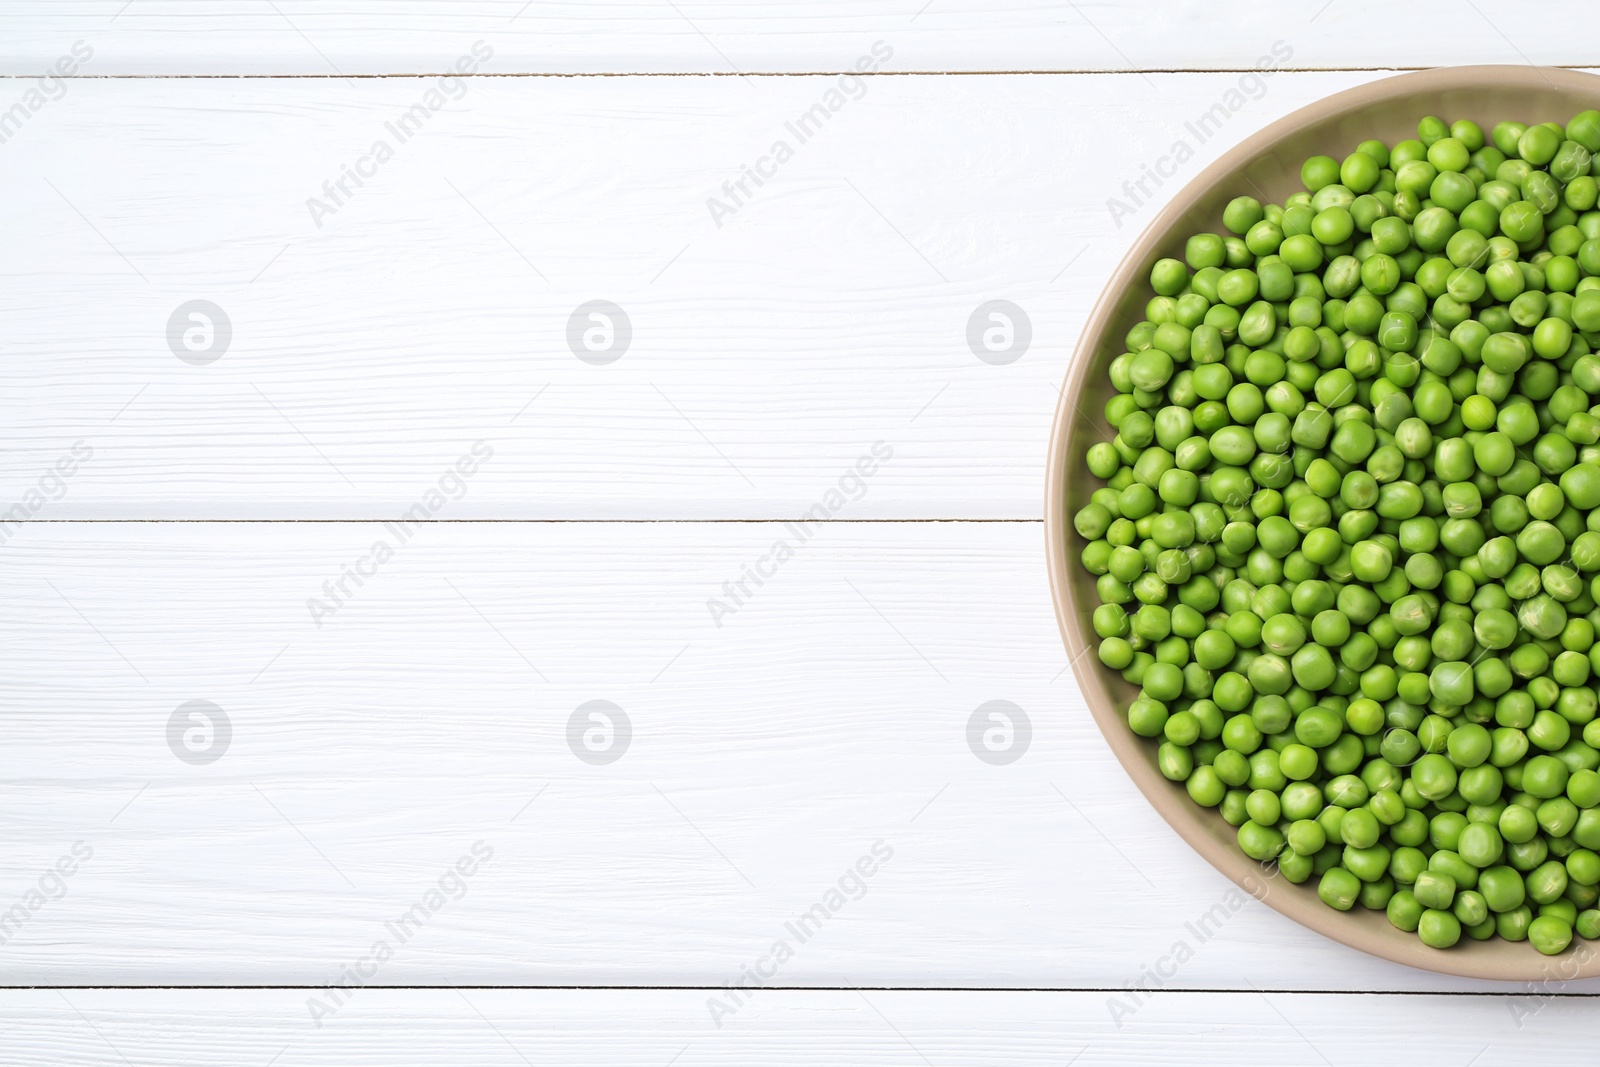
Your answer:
(6, 4), (1600, 1061)
(0, 0), (1594, 75)
(1, 70), (1395, 519)
(1, 988), (1592, 1064)
(5, 521), (1596, 995)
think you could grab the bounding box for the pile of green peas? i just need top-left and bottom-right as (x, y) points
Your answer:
(1076, 112), (1600, 955)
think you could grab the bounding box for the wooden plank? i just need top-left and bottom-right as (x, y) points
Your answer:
(0, 988), (1592, 1064)
(2, 519), (1594, 992)
(0, 70), (1389, 519)
(0, 1), (1595, 75)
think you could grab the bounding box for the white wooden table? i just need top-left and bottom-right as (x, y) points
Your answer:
(3, 2), (1597, 1061)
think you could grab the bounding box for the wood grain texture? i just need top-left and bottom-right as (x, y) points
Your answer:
(1, 988), (1593, 1064)
(2, 11), (1596, 1058)
(3, 520), (1594, 993)
(1, 1), (1596, 75)
(0, 69), (1399, 519)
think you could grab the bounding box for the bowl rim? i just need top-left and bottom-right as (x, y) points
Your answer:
(1045, 64), (1600, 981)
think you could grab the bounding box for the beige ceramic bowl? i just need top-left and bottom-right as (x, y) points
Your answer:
(1047, 66), (1600, 980)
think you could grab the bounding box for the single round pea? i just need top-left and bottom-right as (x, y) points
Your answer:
(1454, 889), (1490, 927)
(1498, 905), (1535, 941)
(1418, 908), (1462, 948)
(1237, 820), (1284, 861)
(1459, 822), (1505, 869)
(1341, 807), (1381, 849)
(1480, 865), (1526, 913)
(1187, 765), (1226, 807)
(1388, 888), (1424, 931)
(1412, 753), (1459, 801)
(1301, 156), (1341, 192)
(1318, 867), (1361, 911)
(1528, 859), (1570, 905)
(1529, 915), (1574, 955)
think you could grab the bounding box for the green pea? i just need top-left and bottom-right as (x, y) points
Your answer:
(1529, 915), (1574, 955)
(1418, 908), (1462, 948)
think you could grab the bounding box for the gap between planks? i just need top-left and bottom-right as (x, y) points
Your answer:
(6, 65), (1599, 80)
(0, 991), (1587, 998)
(5, 518), (1046, 524)
(1, 985), (1594, 996)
